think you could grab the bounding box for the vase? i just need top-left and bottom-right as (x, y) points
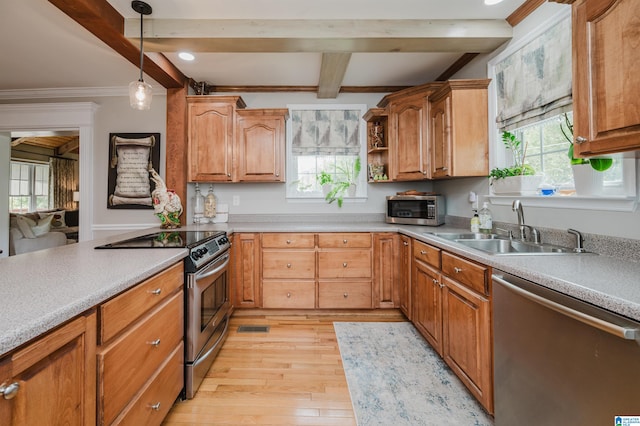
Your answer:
(347, 184), (357, 197)
(572, 164), (603, 196)
(490, 175), (543, 195)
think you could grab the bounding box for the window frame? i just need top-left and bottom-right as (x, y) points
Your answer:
(486, 8), (637, 212)
(9, 160), (51, 213)
(285, 104), (368, 203)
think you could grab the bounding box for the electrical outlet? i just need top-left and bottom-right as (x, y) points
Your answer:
(232, 195), (240, 206)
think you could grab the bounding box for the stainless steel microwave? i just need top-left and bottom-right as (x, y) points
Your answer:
(386, 195), (445, 226)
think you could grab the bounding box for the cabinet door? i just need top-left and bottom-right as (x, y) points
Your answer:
(390, 96), (428, 181)
(398, 235), (412, 319)
(233, 233), (261, 308)
(0, 312), (96, 426)
(573, 0), (640, 155)
(236, 110), (287, 182)
(442, 277), (493, 413)
(412, 260), (443, 356)
(188, 101), (235, 182)
(373, 233), (398, 309)
(429, 94), (451, 178)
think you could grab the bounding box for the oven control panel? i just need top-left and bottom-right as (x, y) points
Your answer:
(187, 232), (230, 271)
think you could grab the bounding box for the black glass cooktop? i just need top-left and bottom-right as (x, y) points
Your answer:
(95, 230), (223, 249)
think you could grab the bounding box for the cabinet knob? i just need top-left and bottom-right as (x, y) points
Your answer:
(0, 381), (20, 400)
(227, 173), (231, 177)
(286, 292), (291, 298)
(343, 292), (348, 298)
(343, 262), (348, 267)
(575, 136), (587, 144)
(286, 263), (292, 268)
(286, 240), (291, 244)
(150, 402), (161, 411)
(276, 173), (280, 177)
(420, 250), (427, 255)
(343, 239), (348, 244)
(454, 267), (463, 273)
(403, 241), (409, 246)
(147, 339), (161, 347)
(148, 288), (162, 295)
(432, 278), (438, 285)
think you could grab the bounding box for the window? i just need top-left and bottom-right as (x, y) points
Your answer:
(286, 105), (367, 201)
(9, 161), (50, 213)
(509, 112), (624, 194)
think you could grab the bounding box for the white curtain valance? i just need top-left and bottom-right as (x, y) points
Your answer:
(495, 16), (572, 131)
(291, 109), (361, 156)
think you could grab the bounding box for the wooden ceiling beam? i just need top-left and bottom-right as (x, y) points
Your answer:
(47, 0), (187, 89)
(436, 53), (481, 81)
(317, 53), (352, 99)
(56, 137), (80, 155)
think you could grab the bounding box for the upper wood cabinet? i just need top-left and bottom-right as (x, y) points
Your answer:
(428, 80), (490, 179)
(236, 109), (289, 182)
(188, 96), (245, 182)
(187, 97), (288, 182)
(572, 0), (640, 156)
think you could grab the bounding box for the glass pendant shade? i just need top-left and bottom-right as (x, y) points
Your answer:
(129, 79), (153, 110)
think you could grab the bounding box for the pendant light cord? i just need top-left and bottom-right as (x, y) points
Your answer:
(138, 9), (144, 82)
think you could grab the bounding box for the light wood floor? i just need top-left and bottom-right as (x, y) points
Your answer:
(163, 310), (407, 426)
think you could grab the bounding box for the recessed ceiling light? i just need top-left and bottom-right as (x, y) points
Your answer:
(179, 52), (195, 61)
(484, 0), (504, 4)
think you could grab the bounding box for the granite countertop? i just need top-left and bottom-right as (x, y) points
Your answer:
(1, 220), (639, 357)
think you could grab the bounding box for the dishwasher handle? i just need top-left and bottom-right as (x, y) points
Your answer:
(493, 274), (639, 341)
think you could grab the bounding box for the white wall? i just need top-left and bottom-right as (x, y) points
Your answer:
(0, 134), (10, 257)
(439, 2), (640, 240)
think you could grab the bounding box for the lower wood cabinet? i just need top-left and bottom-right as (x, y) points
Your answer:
(318, 280), (373, 308)
(0, 310), (97, 426)
(263, 281), (315, 309)
(398, 235), (412, 318)
(232, 233), (261, 308)
(97, 262), (184, 426)
(410, 238), (493, 414)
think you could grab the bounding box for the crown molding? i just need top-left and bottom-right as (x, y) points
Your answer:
(0, 86), (167, 101)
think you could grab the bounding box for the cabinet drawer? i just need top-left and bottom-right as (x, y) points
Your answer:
(100, 262), (183, 344)
(114, 342), (184, 426)
(263, 281), (315, 309)
(318, 281), (372, 308)
(98, 291), (184, 425)
(262, 233), (315, 248)
(262, 250), (315, 279)
(442, 251), (488, 295)
(317, 233), (371, 248)
(413, 240), (441, 268)
(318, 250), (372, 278)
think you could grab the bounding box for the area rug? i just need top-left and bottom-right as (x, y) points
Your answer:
(334, 322), (494, 426)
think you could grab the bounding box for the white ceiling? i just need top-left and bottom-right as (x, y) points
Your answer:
(0, 0), (528, 94)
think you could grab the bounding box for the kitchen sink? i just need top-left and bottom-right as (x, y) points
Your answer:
(425, 232), (592, 256)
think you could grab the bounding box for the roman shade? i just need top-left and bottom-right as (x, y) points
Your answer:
(291, 109), (361, 155)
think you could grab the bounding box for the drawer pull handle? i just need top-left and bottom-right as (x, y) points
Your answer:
(420, 250), (427, 255)
(403, 241), (409, 246)
(286, 263), (292, 268)
(287, 292), (291, 298)
(343, 262), (348, 267)
(343, 239), (348, 244)
(148, 288), (162, 295)
(343, 292), (348, 298)
(147, 339), (161, 347)
(454, 267), (463, 273)
(286, 240), (291, 244)
(0, 382), (19, 400)
(150, 402), (161, 411)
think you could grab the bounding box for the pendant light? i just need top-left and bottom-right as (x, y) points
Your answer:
(129, 1), (153, 110)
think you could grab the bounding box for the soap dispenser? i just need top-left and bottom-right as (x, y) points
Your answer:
(204, 184), (217, 223)
(478, 202), (493, 234)
(470, 210), (480, 233)
(192, 183), (205, 224)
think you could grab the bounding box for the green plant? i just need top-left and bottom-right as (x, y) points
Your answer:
(560, 113), (612, 171)
(324, 157), (361, 207)
(316, 170), (333, 186)
(489, 131), (535, 180)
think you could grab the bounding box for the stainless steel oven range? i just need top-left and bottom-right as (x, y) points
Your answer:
(183, 231), (231, 399)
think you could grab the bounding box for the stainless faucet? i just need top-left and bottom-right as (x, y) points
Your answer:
(512, 200), (541, 243)
(567, 228), (586, 252)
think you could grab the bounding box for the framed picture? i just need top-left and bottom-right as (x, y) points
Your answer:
(107, 132), (160, 209)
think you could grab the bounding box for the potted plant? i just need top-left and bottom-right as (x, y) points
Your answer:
(560, 113), (612, 195)
(489, 131), (541, 195)
(325, 157), (361, 207)
(316, 170), (334, 196)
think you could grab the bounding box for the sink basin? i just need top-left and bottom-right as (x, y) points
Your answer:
(426, 232), (591, 256)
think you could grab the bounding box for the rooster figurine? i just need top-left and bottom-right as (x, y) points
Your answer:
(150, 169), (183, 228)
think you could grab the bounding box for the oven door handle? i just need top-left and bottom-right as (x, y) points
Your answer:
(195, 252), (230, 280)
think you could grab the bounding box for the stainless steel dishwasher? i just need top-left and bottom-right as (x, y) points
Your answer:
(492, 271), (640, 425)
